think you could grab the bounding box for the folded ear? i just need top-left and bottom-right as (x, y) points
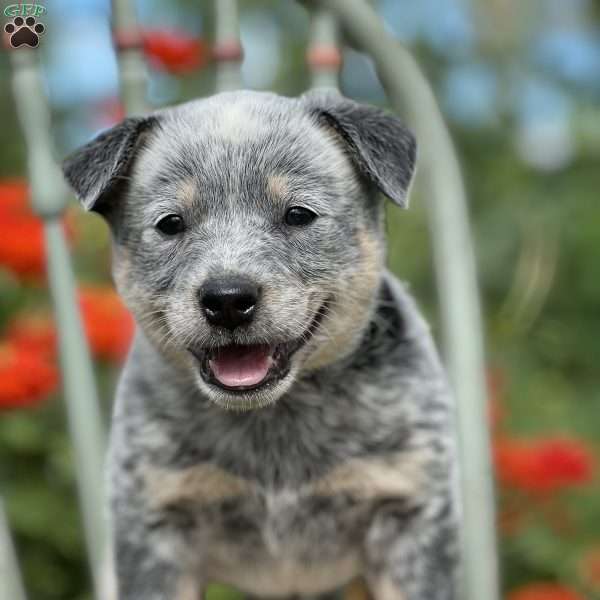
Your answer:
(302, 90), (417, 208)
(62, 115), (158, 213)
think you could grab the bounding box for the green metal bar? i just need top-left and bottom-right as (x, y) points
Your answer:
(214, 0), (243, 92)
(9, 49), (106, 598)
(112, 0), (148, 115)
(0, 499), (28, 600)
(307, 8), (340, 89)
(307, 1), (500, 599)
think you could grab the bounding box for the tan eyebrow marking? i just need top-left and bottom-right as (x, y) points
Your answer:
(177, 177), (197, 208)
(267, 174), (290, 201)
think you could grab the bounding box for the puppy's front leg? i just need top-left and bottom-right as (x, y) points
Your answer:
(112, 485), (204, 600)
(364, 496), (458, 600)
(113, 518), (204, 600)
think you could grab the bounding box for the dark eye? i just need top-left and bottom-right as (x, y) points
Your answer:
(284, 206), (318, 227)
(155, 214), (185, 236)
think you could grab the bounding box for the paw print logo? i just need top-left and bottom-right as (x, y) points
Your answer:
(4, 16), (45, 48)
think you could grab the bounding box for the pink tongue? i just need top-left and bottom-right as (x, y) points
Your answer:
(209, 344), (273, 388)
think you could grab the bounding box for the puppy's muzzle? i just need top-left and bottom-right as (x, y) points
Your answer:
(199, 276), (261, 331)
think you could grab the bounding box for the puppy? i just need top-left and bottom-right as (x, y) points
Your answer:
(63, 90), (458, 600)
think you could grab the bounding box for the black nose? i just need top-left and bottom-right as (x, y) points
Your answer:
(200, 277), (261, 330)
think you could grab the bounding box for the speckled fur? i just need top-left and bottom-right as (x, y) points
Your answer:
(63, 90), (459, 600)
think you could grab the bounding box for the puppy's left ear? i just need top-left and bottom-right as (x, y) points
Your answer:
(62, 115), (158, 214)
(302, 90), (417, 208)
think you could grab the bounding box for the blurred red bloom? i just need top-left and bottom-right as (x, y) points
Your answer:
(0, 179), (28, 209)
(0, 179), (46, 279)
(507, 583), (583, 600)
(0, 179), (74, 280)
(6, 314), (57, 359)
(142, 30), (207, 74)
(0, 341), (59, 410)
(494, 436), (594, 493)
(79, 287), (134, 362)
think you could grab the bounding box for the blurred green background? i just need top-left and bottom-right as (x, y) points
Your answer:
(1, 1), (600, 599)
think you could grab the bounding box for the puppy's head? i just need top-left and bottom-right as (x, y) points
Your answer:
(63, 91), (416, 410)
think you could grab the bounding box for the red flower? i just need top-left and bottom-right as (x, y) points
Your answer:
(142, 30), (207, 74)
(507, 583), (583, 600)
(0, 179), (46, 279)
(0, 179), (74, 280)
(0, 341), (59, 410)
(79, 287), (134, 362)
(6, 314), (57, 359)
(494, 436), (594, 494)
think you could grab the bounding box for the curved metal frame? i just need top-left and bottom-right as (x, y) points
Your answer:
(214, 0), (243, 92)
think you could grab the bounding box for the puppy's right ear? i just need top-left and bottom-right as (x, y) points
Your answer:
(62, 116), (158, 214)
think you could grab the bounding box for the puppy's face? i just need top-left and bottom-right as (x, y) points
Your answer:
(64, 91), (415, 410)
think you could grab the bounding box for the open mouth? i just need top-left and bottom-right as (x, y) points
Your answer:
(189, 300), (329, 393)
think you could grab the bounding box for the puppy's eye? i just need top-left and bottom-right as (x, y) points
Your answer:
(155, 214), (185, 236)
(284, 206), (318, 227)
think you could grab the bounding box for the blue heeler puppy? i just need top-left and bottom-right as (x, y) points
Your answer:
(63, 90), (459, 600)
